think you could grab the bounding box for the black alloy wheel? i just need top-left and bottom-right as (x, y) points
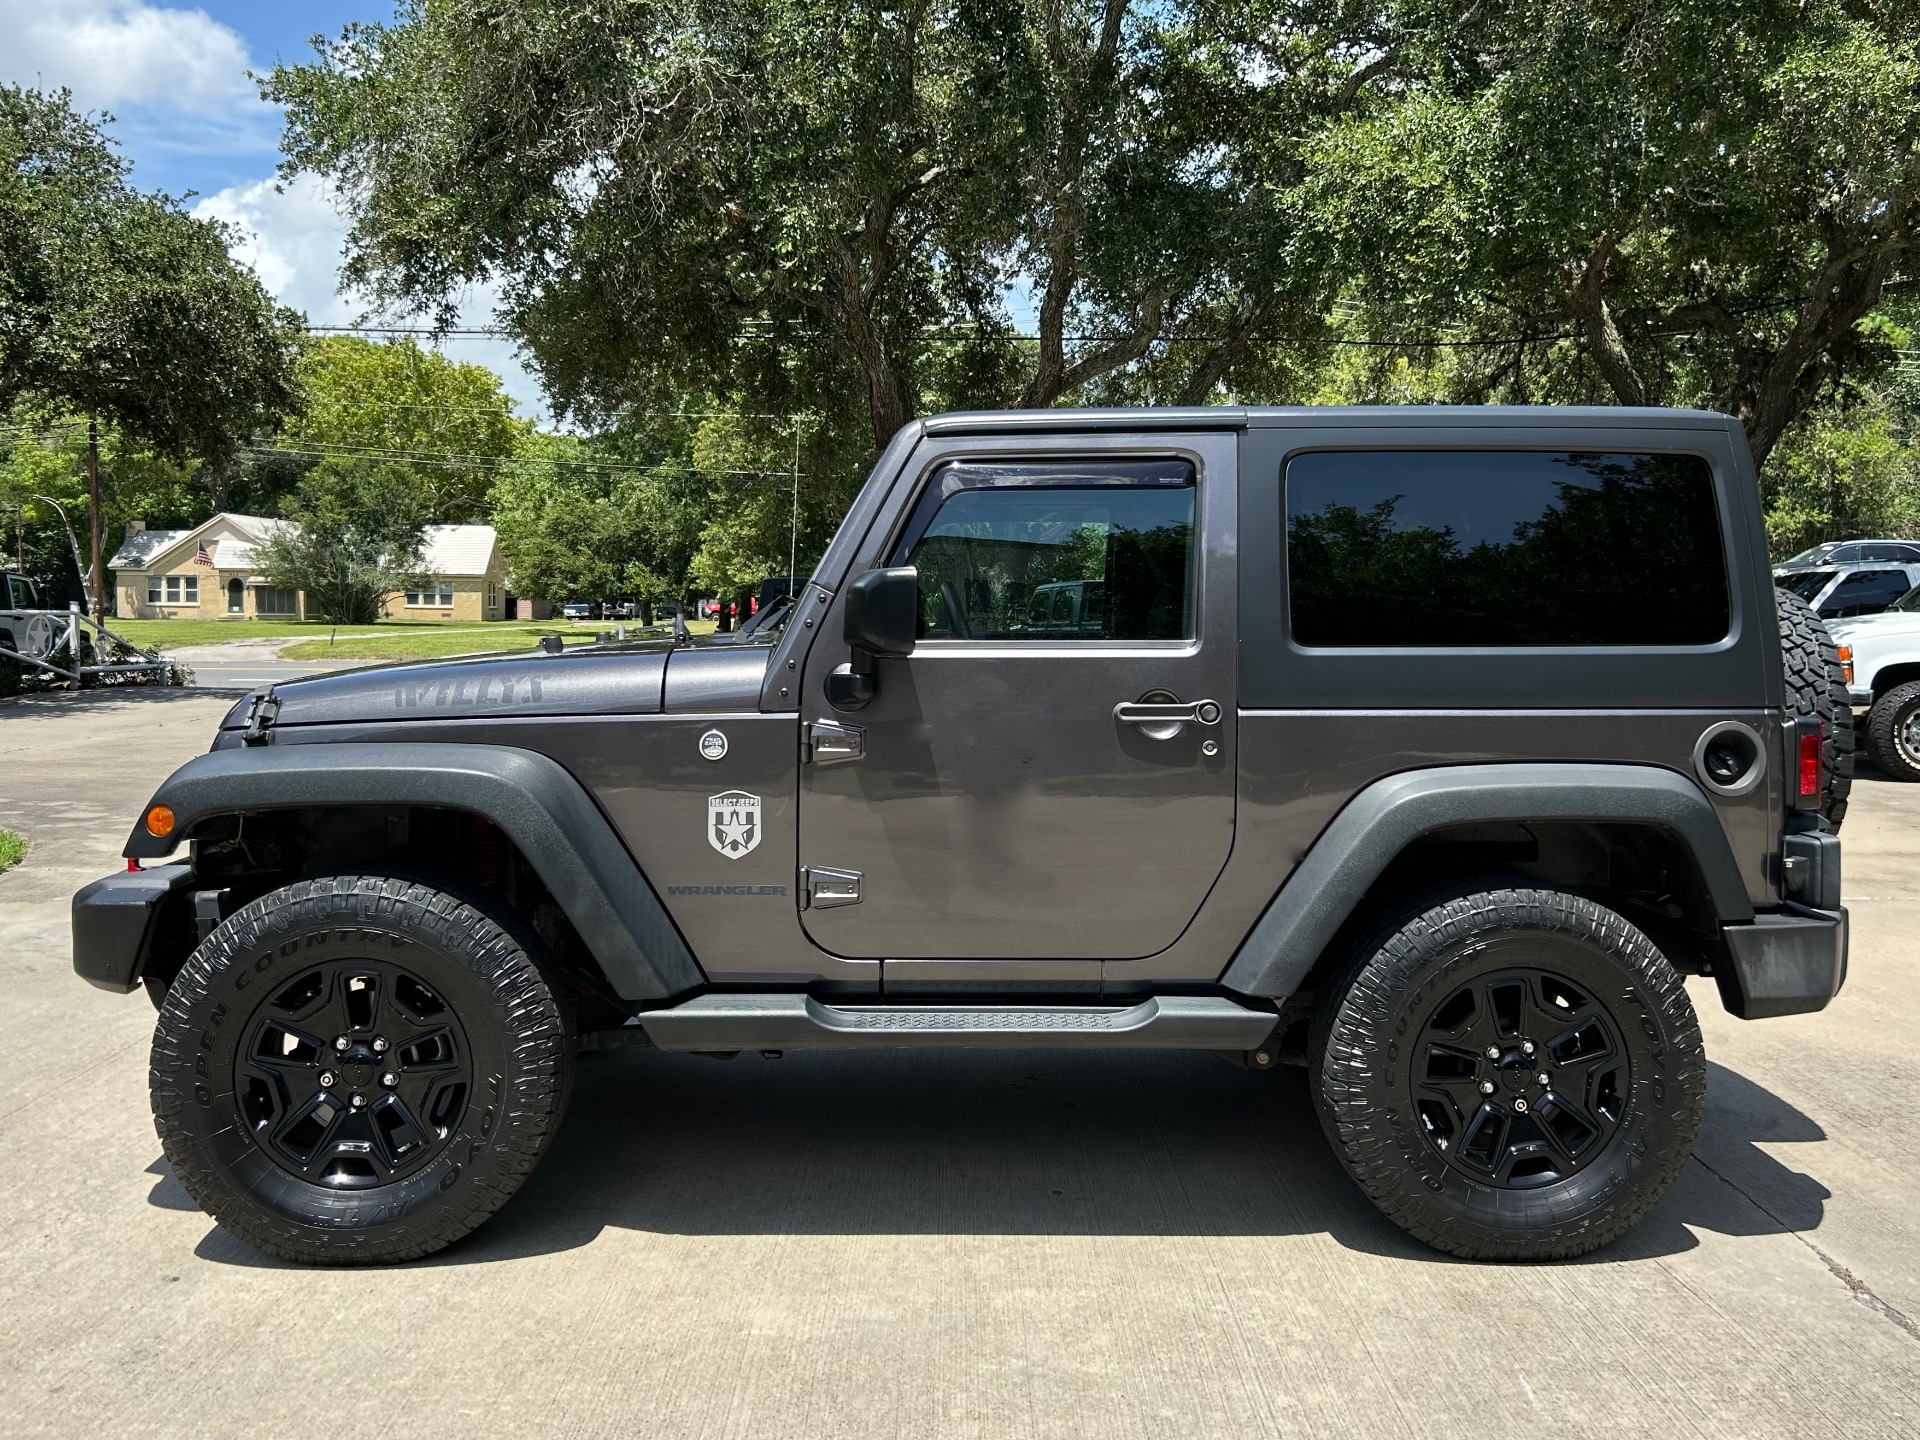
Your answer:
(237, 959), (474, 1191)
(153, 875), (573, 1265)
(1411, 966), (1628, 1190)
(1312, 884), (1705, 1261)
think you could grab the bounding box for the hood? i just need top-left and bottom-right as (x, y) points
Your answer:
(218, 635), (775, 731)
(1827, 609), (1920, 644)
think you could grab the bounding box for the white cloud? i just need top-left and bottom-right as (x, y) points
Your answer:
(0, 0), (253, 116)
(194, 175), (554, 422)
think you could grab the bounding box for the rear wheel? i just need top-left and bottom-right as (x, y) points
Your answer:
(151, 875), (574, 1264)
(1864, 680), (1920, 782)
(1312, 884), (1705, 1260)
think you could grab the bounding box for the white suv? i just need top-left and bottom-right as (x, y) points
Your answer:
(1828, 584), (1920, 781)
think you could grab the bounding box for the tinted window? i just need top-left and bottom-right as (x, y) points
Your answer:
(1828, 546), (1861, 563)
(1861, 543), (1920, 562)
(1819, 569), (1912, 617)
(1782, 569), (1836, 601)
(896, 458), (1194, 640)
(1286, 450), (1729, 647)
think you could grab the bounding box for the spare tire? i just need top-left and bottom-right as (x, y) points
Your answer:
(1776, 587), (1852, 830)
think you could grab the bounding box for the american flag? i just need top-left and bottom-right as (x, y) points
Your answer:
(194, 544), (214, 567)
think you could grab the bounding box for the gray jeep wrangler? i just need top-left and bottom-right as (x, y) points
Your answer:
(74, 407), (1851, 1265)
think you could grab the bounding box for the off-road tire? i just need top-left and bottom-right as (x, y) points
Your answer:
(151, 875), (574, 1265)
(1864, 680), (1920, 782)
(1776, 587), (1853, 828)
(1311, 884), (1706, 1261)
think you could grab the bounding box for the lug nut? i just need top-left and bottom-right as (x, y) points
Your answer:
(381, 1072), (398, 1088)
(1478, 1080), (1496, 1095)
(1513, 1097), (1530, 1113)
(318, 1071), (335, 1088)
(1521, 1041), (1536, 1056)
(372, 1037), (389, 1054)
(1537, 1073), (1551, 1087)
(1485, 1046), (1501, 1059)
(334, 1036), (350, 1052)
(350, 1093), (366, 1109)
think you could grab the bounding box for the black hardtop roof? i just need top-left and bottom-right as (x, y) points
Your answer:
(921, 404), (1734, 434)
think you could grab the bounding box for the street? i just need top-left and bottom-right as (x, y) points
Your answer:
(0, 688), (1914, 1438)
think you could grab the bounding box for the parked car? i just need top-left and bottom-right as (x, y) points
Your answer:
(1775, 562), (1920, 621)
(559, 601), (595, 620)
(1827, 584), (1920, 781)
(1774, 539), (1920, 576)
(0, 572), (58, 657)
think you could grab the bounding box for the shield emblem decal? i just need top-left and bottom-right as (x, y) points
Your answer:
(707, 790), (761, 859)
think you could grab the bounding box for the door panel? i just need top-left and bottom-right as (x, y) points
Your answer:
(798, 431), (1238, 961)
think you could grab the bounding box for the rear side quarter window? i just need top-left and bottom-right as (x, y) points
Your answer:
(1286, 450), (1730, 647)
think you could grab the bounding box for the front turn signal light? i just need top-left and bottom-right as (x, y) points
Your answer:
(1836, 644), (1853, 685)
(144, 804), (175, 838)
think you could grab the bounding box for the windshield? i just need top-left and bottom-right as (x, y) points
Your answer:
(1893, 584), (1920, 614)
(1783, 544), (1836, 565)
(1781, 569), (1836, 601)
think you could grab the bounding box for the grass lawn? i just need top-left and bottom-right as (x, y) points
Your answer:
(278, 617), (720, 661)
(109, 618), (398, 649)
(0, 828), (26, 873)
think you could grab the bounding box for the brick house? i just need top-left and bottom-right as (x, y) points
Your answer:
(109, 514), (507, 622)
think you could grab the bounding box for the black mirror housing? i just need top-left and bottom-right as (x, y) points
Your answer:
(844, 567), (918, 657)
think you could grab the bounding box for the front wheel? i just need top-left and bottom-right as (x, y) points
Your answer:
(1312, 885), (1705, 1261)
(151, 875), (574, 1264)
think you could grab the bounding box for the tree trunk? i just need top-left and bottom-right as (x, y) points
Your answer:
(85, 415), (104, 624)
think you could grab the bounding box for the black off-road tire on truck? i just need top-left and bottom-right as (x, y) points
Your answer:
(1776, 587), (1853, 828)
(1864, 679), (1920, 782)
(1311, 884), (1706, 1261)
(151, 875), (575, 1265)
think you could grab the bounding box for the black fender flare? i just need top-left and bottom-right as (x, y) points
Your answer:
(123, 743), (704, 1002)
(1221, 762), (1753, 999)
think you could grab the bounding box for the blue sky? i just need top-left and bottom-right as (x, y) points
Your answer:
(0, 1), (547, 415)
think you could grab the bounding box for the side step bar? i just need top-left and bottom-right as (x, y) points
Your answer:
(637, 993), (1278, 1052)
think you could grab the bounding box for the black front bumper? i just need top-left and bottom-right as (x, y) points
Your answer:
(72, 863), (193, 994)
(1717, 904), (1848, 1019)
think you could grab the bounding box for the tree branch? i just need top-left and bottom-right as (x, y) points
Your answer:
(1566, 231), (1649, 406)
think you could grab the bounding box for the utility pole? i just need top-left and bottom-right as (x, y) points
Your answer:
(85, 414), (104, 624)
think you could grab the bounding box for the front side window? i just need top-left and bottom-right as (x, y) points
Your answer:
(1286, 450), (1729, 647)
(893, 458), (1195, 640)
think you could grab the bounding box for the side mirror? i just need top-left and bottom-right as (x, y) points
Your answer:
(826, 567), (917, 711)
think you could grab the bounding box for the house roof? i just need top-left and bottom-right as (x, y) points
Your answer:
(111, 515), (498, 578)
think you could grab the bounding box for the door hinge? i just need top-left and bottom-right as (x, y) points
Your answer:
(803, 720), (865, 765)
(241, 691), (279, 746)
(799, 866), (862, 910)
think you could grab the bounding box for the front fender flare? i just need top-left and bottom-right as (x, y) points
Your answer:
(123, 743), (704, 1002)
(1221, 763), (1752, 999)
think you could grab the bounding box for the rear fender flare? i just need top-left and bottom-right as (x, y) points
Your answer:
(1221, 763), (1753, 999)
(123, 743), (704, 1002)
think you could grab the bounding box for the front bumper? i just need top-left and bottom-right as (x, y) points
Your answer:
(71, 863), (192, 993)
(1716, 904), (1848, 1019)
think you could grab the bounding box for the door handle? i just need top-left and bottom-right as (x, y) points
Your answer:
(1113, 699), (1222, 729)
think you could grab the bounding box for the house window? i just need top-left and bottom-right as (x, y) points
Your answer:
(152, 575), (198, 605)
(487, 582), (498, 610)
(255, 587), (299, 616)
(405, 586), (456, 608)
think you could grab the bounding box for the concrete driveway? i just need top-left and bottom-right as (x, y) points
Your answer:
(1, 689), (1914, 1438)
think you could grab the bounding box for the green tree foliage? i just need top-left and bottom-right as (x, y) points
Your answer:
(255, 459), (432, 623)
(274, 336), (531, 522)
(267, 0), (1386, 451)
(0, 86), (303, 608)
(1297, 0), (1920, 467)
(0, 86), (302, 465)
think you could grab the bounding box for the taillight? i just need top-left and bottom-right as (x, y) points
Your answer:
(1797, 727), (1822, 801)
